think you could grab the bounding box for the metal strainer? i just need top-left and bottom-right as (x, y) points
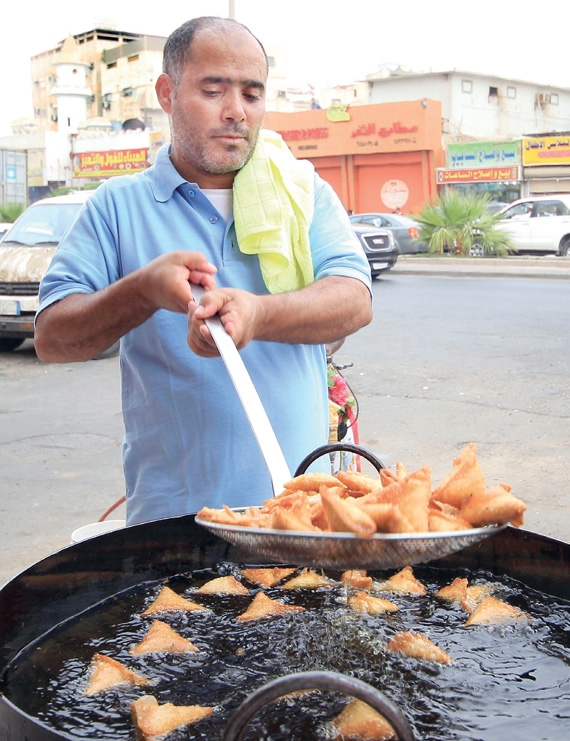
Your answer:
(190, 284), (505, 570)
(194, 512), (506, 571)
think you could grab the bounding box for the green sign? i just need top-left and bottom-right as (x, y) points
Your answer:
(447, 140), (521, 168)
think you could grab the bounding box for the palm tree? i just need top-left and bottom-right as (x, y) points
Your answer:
(412, 191), (513, 257)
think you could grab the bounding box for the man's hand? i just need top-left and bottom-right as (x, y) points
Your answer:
(186, 276), (372, 358)
(140, 251), (218, 314)
(188, 288), (260, 357)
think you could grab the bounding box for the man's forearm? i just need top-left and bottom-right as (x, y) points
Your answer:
(254, 276), (372, 345)
(35, 272), (156, 363)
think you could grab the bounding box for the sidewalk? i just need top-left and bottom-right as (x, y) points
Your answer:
(393, 255), (570, 280)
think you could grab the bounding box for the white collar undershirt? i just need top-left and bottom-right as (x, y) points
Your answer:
(202, 188), (233, 221)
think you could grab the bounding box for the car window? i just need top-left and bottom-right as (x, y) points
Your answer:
(2, 203), (83, 247)
(533, 200), (570, 217)
(502, 203), (532, 219)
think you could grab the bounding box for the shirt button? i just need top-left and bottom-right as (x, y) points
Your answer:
(209, 215), (218, 224)
(188, 189), (195, 197)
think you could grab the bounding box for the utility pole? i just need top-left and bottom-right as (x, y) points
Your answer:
(228, 0), (235, 19)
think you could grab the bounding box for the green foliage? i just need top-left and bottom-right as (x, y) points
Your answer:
(412, 191), (514, 257)
(0, 202), (26, 222)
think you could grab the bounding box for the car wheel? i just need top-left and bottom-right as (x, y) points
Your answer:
(0, 337), (25, 352)
(560, 238), (570, 257)
(469, 243), (484, 258)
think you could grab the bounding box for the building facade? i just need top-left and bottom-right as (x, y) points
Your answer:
(265, 100), (444, 214)
(366, 69), (570, 144)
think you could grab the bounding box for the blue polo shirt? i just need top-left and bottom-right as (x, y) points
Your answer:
(39, 144), (371, 525)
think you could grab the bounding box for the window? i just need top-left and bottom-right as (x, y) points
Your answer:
(503, 202), (531, 219)
(507, 86), (516, 99)
(535, 200), (569, 217)
(551, 93), (559, 105)
(461, 79), (472, 93)
(267, 56), (275, 67)
(128, 54), (139, 63)
(107, 61), (117, 69)
(489, 86), (498, 97)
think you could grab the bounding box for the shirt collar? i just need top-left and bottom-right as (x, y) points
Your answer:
(145, 143), (192, 202)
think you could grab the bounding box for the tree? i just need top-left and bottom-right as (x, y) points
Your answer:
(412, 191), (513, 257)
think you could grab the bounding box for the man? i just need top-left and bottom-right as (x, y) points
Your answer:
(35, 17), (372, 525)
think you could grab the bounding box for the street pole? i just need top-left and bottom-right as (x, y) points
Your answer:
(228, 0), (235, 19)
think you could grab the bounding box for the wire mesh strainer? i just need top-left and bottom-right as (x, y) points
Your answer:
(195, 512), (506, 571)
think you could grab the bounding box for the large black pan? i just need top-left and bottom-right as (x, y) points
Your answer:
(0, 517), (569, 741)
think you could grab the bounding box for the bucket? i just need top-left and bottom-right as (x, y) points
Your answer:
(70, 519), (126, 544)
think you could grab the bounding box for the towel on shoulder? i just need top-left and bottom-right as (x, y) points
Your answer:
(233, 129), (315, 294)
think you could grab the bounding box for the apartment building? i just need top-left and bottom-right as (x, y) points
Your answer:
(365, 68), (570, 143)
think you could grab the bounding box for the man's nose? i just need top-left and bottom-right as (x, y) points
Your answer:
(223, 89), (246, 121)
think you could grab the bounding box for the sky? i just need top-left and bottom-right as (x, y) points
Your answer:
(1, 0), (568, 137)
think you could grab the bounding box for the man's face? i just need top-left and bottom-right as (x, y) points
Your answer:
(157, 27), (267, 187)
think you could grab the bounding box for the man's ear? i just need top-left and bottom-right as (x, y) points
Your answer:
(156, 73), (174, 114)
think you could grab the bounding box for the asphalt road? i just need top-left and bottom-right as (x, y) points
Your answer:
(340, 266), (570, 550)
(0, 257), (569, 587)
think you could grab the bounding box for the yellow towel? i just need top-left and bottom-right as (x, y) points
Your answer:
(233, 129), (315, 294)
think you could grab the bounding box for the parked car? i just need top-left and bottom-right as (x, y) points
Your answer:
(0, 191), (93, 352)
(349, 212), (427, 254)
(351, 222), (398, 278)
(497, 195), (570, 255)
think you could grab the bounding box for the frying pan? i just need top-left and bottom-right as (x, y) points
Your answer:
(1, 518), (569, 741)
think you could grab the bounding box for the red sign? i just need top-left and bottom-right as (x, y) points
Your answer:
(436, 166), (520, 184)
(73, 148), (149, 178)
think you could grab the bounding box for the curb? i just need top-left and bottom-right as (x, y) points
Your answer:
(392, 256), (570, 280)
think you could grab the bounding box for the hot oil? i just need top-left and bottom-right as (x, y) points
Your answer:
(2, 564), (570, 740)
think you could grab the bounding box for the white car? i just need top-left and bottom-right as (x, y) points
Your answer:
(0, 191), (93, 352)
(498, 195), (570, 256)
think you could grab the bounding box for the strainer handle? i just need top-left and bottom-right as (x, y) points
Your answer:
(295, 442), (386, 475)
(222, 670), (414, 741)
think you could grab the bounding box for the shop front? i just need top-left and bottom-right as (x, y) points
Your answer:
(264, 100), (443, 215)
(522, 135), (570, 195)
(436, 140), (522, 205)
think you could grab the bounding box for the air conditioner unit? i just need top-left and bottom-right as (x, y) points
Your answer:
(535, 93), (551, 108)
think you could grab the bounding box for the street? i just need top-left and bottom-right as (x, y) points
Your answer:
(340, 272), (570, 546)
(0, 269), (569, 587)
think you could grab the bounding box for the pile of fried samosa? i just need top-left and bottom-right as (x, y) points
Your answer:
(198, 443), (526, 537)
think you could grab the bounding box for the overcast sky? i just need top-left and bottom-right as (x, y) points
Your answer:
(1, 0), (568, 136)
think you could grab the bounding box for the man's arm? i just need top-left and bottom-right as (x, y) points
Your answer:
(188, 275), (372, 357)
(35, 251), (217, 363)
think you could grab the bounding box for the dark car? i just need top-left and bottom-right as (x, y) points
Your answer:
(350, 212), (427, 254)
(351, 223), (398, 278)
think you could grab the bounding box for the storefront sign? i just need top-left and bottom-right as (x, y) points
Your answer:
(436, 166), (520, 184)
(447, 141), (521, 168)
(381, 179), (409, 209)
(523, 136), (570, 166)
(266, 100), (441, 159)
(73, 148), (149, 178)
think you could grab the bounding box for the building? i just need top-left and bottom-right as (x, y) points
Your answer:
(265, 100), (444, 214)
(365, 68), (570, 144)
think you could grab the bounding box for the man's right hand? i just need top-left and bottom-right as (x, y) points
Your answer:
(139, 251), (217, 314)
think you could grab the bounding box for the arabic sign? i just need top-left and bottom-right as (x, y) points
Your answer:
(447, 140), (521, 169)
(523, 136), (570, 166)
(264, 100), (442, 158)
(436, 166), (521, 184)
(381, 179), (409, 209)
(73, 148), (149, 178)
